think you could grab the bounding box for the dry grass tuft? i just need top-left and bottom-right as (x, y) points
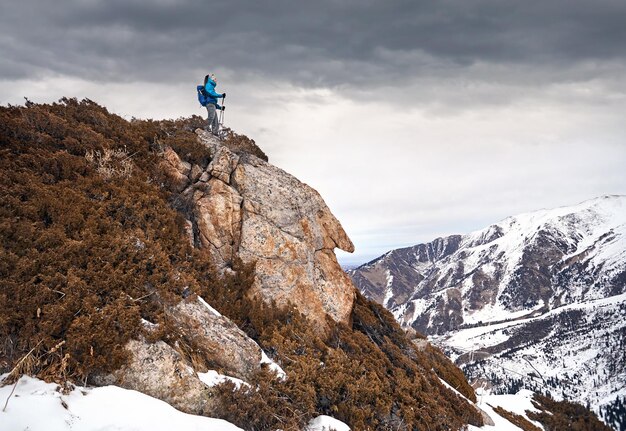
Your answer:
(85, 147), (134, 179)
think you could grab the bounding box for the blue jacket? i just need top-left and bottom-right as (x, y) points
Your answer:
(204, 78), (224, 109)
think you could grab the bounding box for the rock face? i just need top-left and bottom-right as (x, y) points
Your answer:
(231, 151), (355, 325)
(160, 147), (192, 192)
(135, 129), (356, 415)
(163, 131), (356, 327)
(193, 179), (243, 265)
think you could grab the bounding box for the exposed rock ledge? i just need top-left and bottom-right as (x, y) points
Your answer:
(163, 130), (357, 327)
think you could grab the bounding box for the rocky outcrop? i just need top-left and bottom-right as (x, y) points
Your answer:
(161, 131), (357, 328)
(92, 338), (214, 415)
(193, 179), (243, 265)
(230, 150), (355, 326)
(160, 147), (192, 192)
(94, 296), (266, 415)
(168, 297), (262, 380)
(135, 128), (357, 414)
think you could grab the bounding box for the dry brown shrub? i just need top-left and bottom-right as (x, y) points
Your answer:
(203, 270), (484, 430)
(527, 394), (612, 431)
(491, 405), (542, 431)
(221, 127), (268, 161)
(85, 147), (134, 179)
(0, 99), (213, 383)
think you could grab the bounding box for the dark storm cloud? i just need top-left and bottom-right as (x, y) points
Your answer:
(1, 0), (626, 86)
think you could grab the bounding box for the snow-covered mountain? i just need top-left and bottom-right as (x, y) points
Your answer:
(350, 195), (625, 333)
(349, 195), (626, 427)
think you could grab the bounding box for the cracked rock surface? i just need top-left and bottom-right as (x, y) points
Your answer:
(185, 130), (356, 327)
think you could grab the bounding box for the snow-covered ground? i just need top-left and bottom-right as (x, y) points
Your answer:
(197, 370), (251, 390)
(260, 350), (287, 380)
(306, 415), (351, 431)
(0, 375), (243, 431)
(435, 291), (626, 356)
(433, 291), (626, 422)
(437, 375), (543, 430)
(1, 374), (571, 431)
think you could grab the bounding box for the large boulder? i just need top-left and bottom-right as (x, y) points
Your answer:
(191, 131), (356, 327)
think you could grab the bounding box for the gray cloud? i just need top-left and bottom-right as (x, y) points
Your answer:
(2, 0), (626, 88)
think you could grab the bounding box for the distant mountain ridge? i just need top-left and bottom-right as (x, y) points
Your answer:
(349, 195), (626, 427)
(350, 195), (626, 334)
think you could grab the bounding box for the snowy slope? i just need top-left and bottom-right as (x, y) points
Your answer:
(432, 292), (626, 423)
(1, 375), (542, 431)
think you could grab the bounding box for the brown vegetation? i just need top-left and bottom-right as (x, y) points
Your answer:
(0, 99), (214, 381)
(2, 99), (482, 430)
(202, 263), (483, 430)
(491, 405), (542, 431)
(220, 127), (268, 162)
(527, 394), (612, 431)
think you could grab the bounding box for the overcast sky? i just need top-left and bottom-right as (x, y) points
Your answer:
(2, 0), (625, 266)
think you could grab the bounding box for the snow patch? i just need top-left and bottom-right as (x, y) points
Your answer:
(197, 370), (250, 390)
(306, 415), (351, 431)
(198, 296), (222, 317)
(260, 351), (287, 380)
(437, 376), (472, 403)
(437, 377), (540, 431)
(439, 291), (626, 352)
(383, 270), (394, 307)
(474, 389), (544, 431)
(141, 318), (158, 329)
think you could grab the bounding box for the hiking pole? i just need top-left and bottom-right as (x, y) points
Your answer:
(220, 94), (226, 127)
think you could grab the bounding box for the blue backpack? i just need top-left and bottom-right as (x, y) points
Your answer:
(197, 85), (209, 106)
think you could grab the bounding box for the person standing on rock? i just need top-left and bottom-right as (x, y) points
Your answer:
(202, 73), (225, 136)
